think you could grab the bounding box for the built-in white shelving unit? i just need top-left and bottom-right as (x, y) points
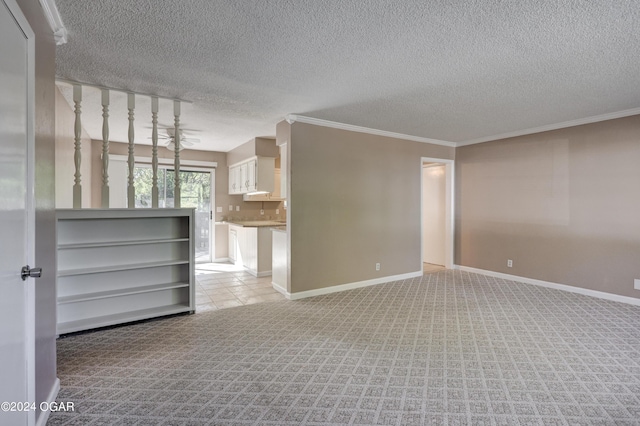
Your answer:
(56, 208), (195, 334)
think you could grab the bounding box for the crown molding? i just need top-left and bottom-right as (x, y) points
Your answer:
(285, 114), (457, 147)
(456, 107), (640, 147)
(39, 0), (67, 45)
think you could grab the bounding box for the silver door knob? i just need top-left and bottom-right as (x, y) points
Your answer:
(21, 265), (42, 281)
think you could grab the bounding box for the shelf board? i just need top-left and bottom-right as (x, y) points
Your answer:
(58, 282), (189, 304)
(57, 305), (193, 335)
(58, 237), (189, 250)
(58, 259), (189, 277)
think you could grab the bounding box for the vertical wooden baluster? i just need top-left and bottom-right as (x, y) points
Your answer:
(101, 89), (110, 208)
(173, 100), (181, 208)
(151, 97), (159, 208)
(72, 84), (82, 208)
(127, 93), (135, 208)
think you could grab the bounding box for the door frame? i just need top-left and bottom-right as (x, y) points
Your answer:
(125, 157), (216, 263)
(420, 157), (454, 270)
(2, 0), (36, 424)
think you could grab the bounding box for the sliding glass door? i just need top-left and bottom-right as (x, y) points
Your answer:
(132, 166), (213, 263)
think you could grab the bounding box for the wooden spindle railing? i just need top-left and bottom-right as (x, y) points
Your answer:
(72, 84), (82, 208)
(101, 88), (110, 208)
(57, 80), (190, 210)
(151, 97), (159, 208)
(173, 100), (181, 208)
(127, 93), (135, 208)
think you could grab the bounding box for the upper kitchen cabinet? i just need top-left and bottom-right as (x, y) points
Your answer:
(228, 156), (275, 195)
(228, 164), (241, 194)
(243, 168), (283, 201)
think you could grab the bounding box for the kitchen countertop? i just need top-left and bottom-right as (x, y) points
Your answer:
(221, 220), (286, 228)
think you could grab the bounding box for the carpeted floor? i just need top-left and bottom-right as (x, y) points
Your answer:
(47, 270), (640, 425)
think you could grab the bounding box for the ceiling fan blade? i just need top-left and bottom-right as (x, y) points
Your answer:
(146, 135), (171, 140)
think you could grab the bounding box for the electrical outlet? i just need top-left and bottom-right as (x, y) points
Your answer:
(507, 259), (513, 268)
(276, 209), (279, 215)
(229, 205), (233, 211)
(260, 209), (264, 215)
(235, 206), (240, 212)
(375, 263), (380, 271)
(635, 279), (640, 290)
(216, 206), (222, 213)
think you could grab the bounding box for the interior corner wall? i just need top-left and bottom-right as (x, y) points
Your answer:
(55, 86), (92, 208)
(16, 0), (58, 421)
(455, 114), (640, 299)
(288, 122), (454, 293)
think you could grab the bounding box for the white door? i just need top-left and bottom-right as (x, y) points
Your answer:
(0, 1), (36, 425)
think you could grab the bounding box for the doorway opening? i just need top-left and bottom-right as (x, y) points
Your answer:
(132, 165), (214, 263)
(421, 157), (454, 271)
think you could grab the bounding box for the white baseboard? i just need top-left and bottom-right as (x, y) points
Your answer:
(212, 257), (230, 263)
(283, 270), (423, 300)
(36, 377), (60, 426)
(244, 267), (272, 278)
(455, 265), (640, 307)
(272, 282), (287, 296)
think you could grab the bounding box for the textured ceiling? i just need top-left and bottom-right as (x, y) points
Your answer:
(55, 0), (640, 152)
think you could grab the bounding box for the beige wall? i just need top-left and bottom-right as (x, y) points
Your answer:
(55, 86), (92, 207)
(455, 115), (640, 299)
(16, 0), (58, 420)
(289, 122), (454, 293)
(227, 136), (278, 165)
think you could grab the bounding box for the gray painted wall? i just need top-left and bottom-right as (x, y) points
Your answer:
(456, 114), (640, 299)
(288, 122), (454, 293)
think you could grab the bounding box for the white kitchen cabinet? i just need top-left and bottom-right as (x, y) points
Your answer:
(56, 208), (195, 334)
(243, 169), (284, 202)
(228, 165), (242, 194)
(228, 156), (275, 195)
(228, 224), (273, 277)
(228, 224), (239, 263)
(243, 158), (258, 192)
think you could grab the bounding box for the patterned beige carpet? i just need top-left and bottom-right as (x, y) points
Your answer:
(48, 270), (640, 425)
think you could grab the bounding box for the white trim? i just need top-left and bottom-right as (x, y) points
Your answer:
(38, 0), (67, 44)
(279, 271), (423, 300)
(456, 107), (640, 146)
(285, 108), (640, 149)
(3, 1), (39, 423)
(109, 154), (217, 169)
(420, 157), (455, 270)
(35, 378), (60, 426)
(245, 267), (271, 278)
(285, 114), (456, 147)
(21, 1), (36, 423)
(272, 282), (287, 296)
(455, 265), (640, 307)
(213, 257), (230, 263)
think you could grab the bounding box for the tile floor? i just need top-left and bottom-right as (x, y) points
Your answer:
(195, 262), (444, 313)
(195, 262), (285, 312)
(423, 262), (446, 273)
